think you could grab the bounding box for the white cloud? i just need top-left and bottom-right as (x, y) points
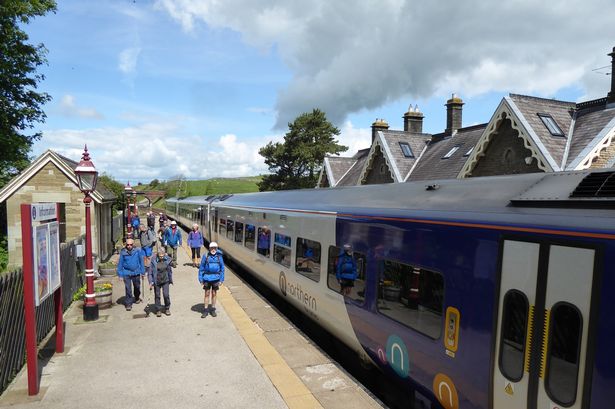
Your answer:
(58, 94), (104, 119)
(118, 47), (141, 74)
(36, 123), (273, 182)
(156, 0), (615, 128)
(337, 121), (371, 156)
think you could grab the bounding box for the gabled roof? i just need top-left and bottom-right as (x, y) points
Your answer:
(508, 94), (575, 167)
(336, 149), (370, 186)
(565, 101), (615, 170)
(0, 149), (116, 204)
(409, 124), (485, 181)
(358, 131), (431, 184)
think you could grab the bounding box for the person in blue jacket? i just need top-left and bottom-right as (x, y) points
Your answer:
(117, 238), (145, 311)
(148, 248), (173, 317)
(164, 220), (182, 267)
(131, 213), (140, 238)
(198, 242), (224, 318)
(336, 244), (357, 296)
(187, 224), (204, 267)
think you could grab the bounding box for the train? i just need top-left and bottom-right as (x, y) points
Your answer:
(164, 169), (615, 409)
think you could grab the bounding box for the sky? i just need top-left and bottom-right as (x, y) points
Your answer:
(26, 0), (615, 183)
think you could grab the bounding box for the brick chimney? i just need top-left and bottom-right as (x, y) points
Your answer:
(403, 105), (424, 133)
(445, 93), (464, 135)
(371, 118), (389, 143)
(608, 47), (615, 103)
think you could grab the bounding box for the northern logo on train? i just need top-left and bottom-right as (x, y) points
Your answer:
(279, 271), (287, 296)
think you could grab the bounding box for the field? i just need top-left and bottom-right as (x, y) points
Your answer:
(139, 176), (262, 206)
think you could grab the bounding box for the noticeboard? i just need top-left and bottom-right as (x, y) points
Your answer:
(31, 209), (61, 306)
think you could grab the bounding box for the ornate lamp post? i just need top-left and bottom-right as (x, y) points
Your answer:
(75, 145), (99, 321)
(125, 182), (133, 237)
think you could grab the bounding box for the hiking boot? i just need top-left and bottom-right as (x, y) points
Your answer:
(126, 306), (132, 311)
(156, 311), (162, 317)
(201, 310), (208, 318)
(164, 309), (171, 316)
(210, 309), (217, 317)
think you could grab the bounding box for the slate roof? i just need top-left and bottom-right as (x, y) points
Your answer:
(380, 130), (431, 179)
(408, 124), (486, 181)
(566, 102), (615, 168)
(324, 156), (356, 186)
(336, 149), (370, 186)
(508, 94), (575, 167)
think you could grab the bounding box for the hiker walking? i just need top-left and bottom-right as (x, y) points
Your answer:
(138, 224), (156, 271)
(146, 211), (156, 232)
(163, 220), (182, 267)
(148, 248), (173, 317)
(198, 242), (224, 318)
(187, 224), (204, 267)
(117, 238), (145, 311)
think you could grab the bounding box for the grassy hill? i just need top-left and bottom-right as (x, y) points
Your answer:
(138, 176), (262, 204)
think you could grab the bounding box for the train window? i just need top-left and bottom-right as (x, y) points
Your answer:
(545, 302), (582, 406)
(327, 246), (366, 304)
(295, 238), (321, 282)
(219, 218), (226, 236)
(226, 220), (234, 240)
(235, 222), (244, 244)
(257, 227), (271, 258)
(377, 259), (444, 339)
(273, 233), (291, 268)
(498, 290), (529, 382)
(245, 224), (256, 251)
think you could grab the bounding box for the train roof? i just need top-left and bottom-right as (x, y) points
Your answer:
(171, 170), (615, 233)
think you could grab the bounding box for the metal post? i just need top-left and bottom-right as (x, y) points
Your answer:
(83, 195), (99, 321)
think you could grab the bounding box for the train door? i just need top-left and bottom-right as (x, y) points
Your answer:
(493, 240), (598, 409)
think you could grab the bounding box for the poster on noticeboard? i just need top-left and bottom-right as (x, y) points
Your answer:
(33, 224), (50, 306)
(48, 222), (61, 294)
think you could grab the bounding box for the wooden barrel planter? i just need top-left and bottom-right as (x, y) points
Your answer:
(95, 289), (113, 309)
(99, 267), (117, 277)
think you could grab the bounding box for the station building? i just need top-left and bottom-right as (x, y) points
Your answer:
(0, 149), (117, 270)
(317, 46), (615, 187)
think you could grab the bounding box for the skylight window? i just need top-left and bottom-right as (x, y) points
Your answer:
(399, 142), (414, 158)
(537, 113), (565, 137)
(464, 147), (474, 157)
(442, 146), (460, 159)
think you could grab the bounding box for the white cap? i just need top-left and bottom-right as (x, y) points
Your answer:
(209, 242), (218, 248)
(343, 244), (352, 250)
(171, 220), (177, 225)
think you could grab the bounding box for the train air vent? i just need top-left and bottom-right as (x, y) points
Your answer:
(570, 171), (615, 198)
(218, 194), (233, 201)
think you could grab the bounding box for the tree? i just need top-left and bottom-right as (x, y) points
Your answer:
(98, 174), (125, 212)
(258, 109), (347, 191)
(0, 0), (57, 188)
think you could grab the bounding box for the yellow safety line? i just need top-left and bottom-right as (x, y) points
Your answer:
(524, 305), (534, 373)
(539, 309), (551, 379)
(218, 285), (324, 409)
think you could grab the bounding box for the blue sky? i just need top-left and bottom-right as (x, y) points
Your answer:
(27, 0), (615, 182)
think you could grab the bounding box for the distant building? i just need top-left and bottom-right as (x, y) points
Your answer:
(0, 149), (117, 270)
(317, 46), (615, 187)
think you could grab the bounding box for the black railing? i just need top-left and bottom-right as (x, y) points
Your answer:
(0, 238), (84, 395)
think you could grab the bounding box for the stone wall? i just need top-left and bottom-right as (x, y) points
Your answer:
(471, 119), (542, 177)
(6, 162), (100, 269)
(363, 146), (395, 185)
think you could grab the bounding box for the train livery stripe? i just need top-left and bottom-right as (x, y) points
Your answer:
(221, 204), (337, 216)
(337, 213), (615, 240)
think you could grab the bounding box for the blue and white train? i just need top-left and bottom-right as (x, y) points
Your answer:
(165, 170), (615, 409)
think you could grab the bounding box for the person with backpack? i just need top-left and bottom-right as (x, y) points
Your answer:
(336, 244), (358, 296)
(187, 224), (204, 267)
(148, 248), (173, 317)
(131, 213), (141, 238)
(117, 238), (145, 311)
(138, 224), (156, 271)
(147, 212), (156, 232)
(163, 220), (182, 267)
(198, 242), (224, 318)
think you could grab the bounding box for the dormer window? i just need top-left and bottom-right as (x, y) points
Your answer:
(399, 142), (414, 158)
(464, 147), (474, 156)
(537, 113), (564, 137)
(442, 146), (460, 159)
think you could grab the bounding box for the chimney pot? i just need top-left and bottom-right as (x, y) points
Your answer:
(445, 94), (464, 135)
(403, 104), (424, 133)
(608, 46), (615, 103)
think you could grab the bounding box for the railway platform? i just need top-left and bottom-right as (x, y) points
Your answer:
(0, 229), (383, 409)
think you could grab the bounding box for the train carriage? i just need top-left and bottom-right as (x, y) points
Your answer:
(166, 170), (615, 409)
